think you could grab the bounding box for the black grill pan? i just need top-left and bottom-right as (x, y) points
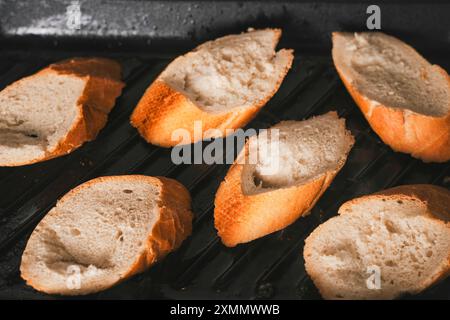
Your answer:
(0, 1), (448, 300)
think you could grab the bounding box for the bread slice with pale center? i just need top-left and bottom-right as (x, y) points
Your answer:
(332, 32), (450, 162)
(214, 111), (354, 247)
(304, 184), (450, 300)
(130, 28), (294, 147)
(20, 175), (192, 295)
(0, 58), (124, 166)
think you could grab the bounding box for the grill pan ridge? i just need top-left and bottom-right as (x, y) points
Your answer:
(0, 1), (449, 300)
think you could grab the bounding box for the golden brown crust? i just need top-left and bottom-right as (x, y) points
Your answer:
(372, 184), (450, 220)
(21, 175), (193, 295)
(332, 32), (450, 163)
(2, 58), (124, 167)
(130, 81), (261, 147)
(124, 176), (193, 277)
(338, 184), (450, 220)
(48, 57), (122, 79)
(130, 30), (294, 147)
(214, 165), (337, 247)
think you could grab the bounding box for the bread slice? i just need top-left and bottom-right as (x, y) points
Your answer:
(0, 58), (124, 166)
(20, 175), (192, 295)
(214, 111), (354, 247)
(304, 184), (450, 300)
(332, 32), (450, 163)
(130, 28), (294, 147)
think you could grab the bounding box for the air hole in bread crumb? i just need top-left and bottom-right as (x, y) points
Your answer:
(255, 62), (266, 73)
(25, 133), (39, 138)
(123, 189), (133, 194)
(222, 54), (232, 62)
(70, 228), (81, 236)
(385, 260), (397, 267)
(426, 250), (433, 257)
(397, 200), (403, 204)
(253, 176), (263, 187)
(116, 230), (123, 240)
(384, 220), (398, 233)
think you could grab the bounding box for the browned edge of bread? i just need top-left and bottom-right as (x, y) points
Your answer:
(332, 32), (450, 163)
(214, 164), (337, 247)
(119, 175), (193, 276)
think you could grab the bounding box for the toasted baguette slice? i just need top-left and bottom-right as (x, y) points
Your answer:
(130, 28), (294, 147)
(214, 111), (354, 247)
(20, 175), (192, 295)
(304, 184), (450, 300)
(0, 58), (124, 166)
(332, 32), (450, 163)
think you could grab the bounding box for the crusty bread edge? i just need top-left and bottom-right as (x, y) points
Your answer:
(214, 165), (338, 247)
(130, 29), (294, 147)
(304, 184), (450, 300)
(20, 175), (193, 295)
(1, 58), (125, 167)
(332, 32), (450, 163)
